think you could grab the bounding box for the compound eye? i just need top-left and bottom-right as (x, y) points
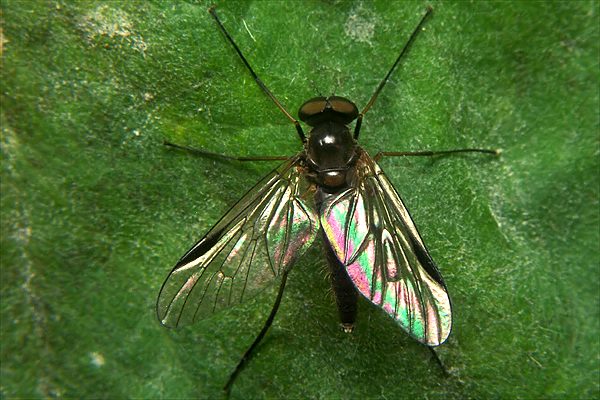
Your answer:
(328, 96), (358, 120)
(298, 97), (327, 122)
(298, 96), (359, 126)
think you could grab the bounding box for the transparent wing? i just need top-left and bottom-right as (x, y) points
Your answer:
(321, 149), (452, 346)
(157, 156), (319, 328)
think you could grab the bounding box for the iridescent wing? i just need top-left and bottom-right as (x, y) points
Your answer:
(157, 156), (319, 328)
(320, 149), (452, 346)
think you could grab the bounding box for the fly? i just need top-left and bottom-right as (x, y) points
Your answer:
(157, 5), (498, 396)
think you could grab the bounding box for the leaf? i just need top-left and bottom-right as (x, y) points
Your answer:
(1, 1), (598, 398)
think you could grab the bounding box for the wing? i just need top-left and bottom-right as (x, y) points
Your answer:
(320, 149), (452, 346)
(157, 155), (319, 328)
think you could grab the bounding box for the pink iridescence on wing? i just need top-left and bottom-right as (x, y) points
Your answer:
(325, 206), (347, 260)
(345, 235), (377, 299)
(320, 151), (452, 346)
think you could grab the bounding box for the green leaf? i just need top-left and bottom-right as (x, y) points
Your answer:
(1, 1), (598, 399)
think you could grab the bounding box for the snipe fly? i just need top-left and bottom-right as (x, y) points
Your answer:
(157, 5), (498, 395)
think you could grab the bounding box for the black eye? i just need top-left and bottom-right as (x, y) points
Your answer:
(298, 96), (358, 126)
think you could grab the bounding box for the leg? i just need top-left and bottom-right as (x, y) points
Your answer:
(164, 141), (290, 162)
(354, 7), (433, 139)
(224, 270), (290, 396)
(374, 148), (501, 162)
(428, 346), (450, 377)
(209, 6), (306, 143)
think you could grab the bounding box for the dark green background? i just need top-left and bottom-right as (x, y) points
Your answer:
(2, 1), (598, 399)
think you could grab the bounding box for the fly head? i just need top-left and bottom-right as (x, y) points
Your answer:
(300, 97), (359, 190)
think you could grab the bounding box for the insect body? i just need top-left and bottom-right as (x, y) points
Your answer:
(300, 95), (452, 344)
(157, 5), (497, 394)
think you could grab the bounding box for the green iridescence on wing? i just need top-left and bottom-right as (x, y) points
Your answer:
(321, 150), (451, 346)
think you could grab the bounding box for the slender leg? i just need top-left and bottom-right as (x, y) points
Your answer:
(373, 148), (501, 162)
(209, 6), (306, 143)
(224, 270), (290, 396)
(354, 7), (433, 139)
(428, 346), (450, 377)
(164, 141), (290, 162)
